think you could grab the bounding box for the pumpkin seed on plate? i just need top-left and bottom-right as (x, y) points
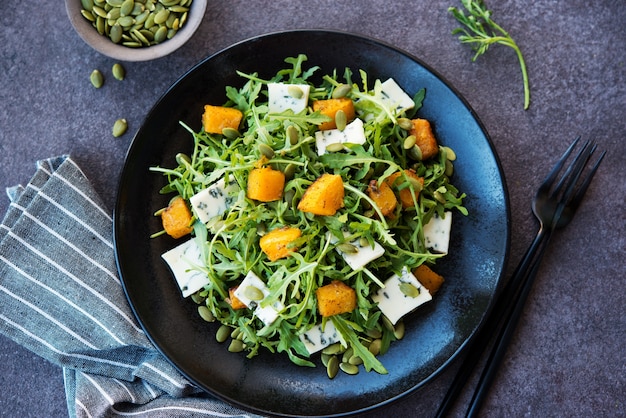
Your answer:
(326, 355), (339, 379)
(215, 324), (231, 343)
(339, 362), (359, 375)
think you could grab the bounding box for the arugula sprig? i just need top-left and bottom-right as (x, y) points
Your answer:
(448, 0), (530, 110)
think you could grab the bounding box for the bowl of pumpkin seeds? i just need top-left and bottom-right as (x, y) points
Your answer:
(66, 0), (207, 61)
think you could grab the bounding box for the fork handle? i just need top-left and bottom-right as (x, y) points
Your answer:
(434, 228), (550, 418)
(465, 231), (552, 417)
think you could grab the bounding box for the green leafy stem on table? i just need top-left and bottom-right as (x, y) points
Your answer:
(449, 0), (530, 110)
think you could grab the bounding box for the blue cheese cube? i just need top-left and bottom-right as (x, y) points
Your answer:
(233, 271), (284, 325)
(314, 118), (366, 155)
(423, 211), (452, 254)
(189, 177), (240, 224)
(161, 239), (210, 298)
(372, 267), (432, 325)
(299, 321), (345, 355)
(327, 231), (385, 270)
(267, 83), (311, 113)
(377, 78), (415, 114)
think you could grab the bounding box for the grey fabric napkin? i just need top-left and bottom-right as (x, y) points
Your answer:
(0, 156), (261, 418)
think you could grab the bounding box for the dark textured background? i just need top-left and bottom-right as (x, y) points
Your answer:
(1, 1), (624, 417)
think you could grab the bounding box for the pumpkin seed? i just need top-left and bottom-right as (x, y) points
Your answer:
(131, 28), (150, 45)
(393, 320), (405, 340)
(442, 146), (457, 161)
(332, 83), (351, 99)
(342, 347), (354, 363)
(335, 109), (347, 131)
(340, 362), (359, 375)
(365, 328), (382, 339)
(326, 355), (339, 379)
(215, 324), (231, 343)
(106, 0), (124, 6)
(228, 339), (245, 353)
(92, 5), (107, 17)
(197, 305), (215, 322)
(284, 163), (296, 181)
(82, 0), (95, 11)
(175, 152), (191, 165)
(403, 135), (417, 150)
(325, 142), (345, 153)
(81, 9), (96, 22)
(322, 342), (343, 355)
(106, 7), (121, 19)
(286, 125), (299, 145)
(348, 355), (363, 366)
(112, 118), (128, 137)
(321, 353), (332, 368)
(368, 339), (382, 356)
(287, 85), (303, 99)
(109, 23), (123, 42)
(409, 145), (423, 160)
(242, 285), (264, 301)
(153, 8), (170, 24)
(433, 190), (447, 204)
(112, 63), (125, 80)
(337, 243), (358, 254)
(230, 328), (241, 339)
(89, 69), (104, 88)
(397, 117), (413, 130)
(190, 292), (204, 305)
(258, 143), (275, 159)
(399, 282), (420, 298)
(445, 159), (454, 177)
(382, 315), (394, 332)
(154, 25), (168, 43)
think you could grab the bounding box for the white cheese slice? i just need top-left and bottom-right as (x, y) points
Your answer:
(299, 321), (344, 355)
(267, 83), (311, 114)
(233, 271), (284, 325)
(189, 177), (240, 224)
(161, 239), (210, 298)
(327, 231), (385, 270)
(377, 78), (415, 114)
(372, 267), (432, 325)
(423, 211), (452, 254)
(314, 118), (366, 155)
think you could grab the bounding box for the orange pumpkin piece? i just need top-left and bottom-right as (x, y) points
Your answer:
(413, 264), (445, 295)
(247, 167), (285, 202)
(312, 98), (356, 131)
(161, 196), (194, 239)
(202, 105), (243, 134)
(228, 286), (247, 310)
(385, 170), (425, 208)
(367, 179), (398, 217)
(297, 173), (344, 216)
(316, 280), (357, 317)
(409, 118), (439, 160)
(259, 226), (302, 261)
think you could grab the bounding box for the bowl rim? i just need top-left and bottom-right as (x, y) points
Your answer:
(65, 0), (207, 62)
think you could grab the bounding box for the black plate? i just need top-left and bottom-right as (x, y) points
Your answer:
(114, 30), (510, 417)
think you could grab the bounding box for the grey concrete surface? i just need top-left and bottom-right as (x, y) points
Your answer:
(0, 0), (624, 417)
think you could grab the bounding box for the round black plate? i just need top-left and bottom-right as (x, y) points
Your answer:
(114, 30), (510, 417)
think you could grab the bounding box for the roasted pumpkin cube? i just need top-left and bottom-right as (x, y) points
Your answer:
(202, 105), (243, 134)
(259, 226), (302, 261)
(409, 118), (439, 160)
(228, 286), (247, 310)
(367, 179), (398, 217)
(297, 173), (344, 216)
(385, 170), (424, 208)
(161, 196), (193, 239)
(316, 280), (357, 317)
(247, 167), (285, 202)
(413, 264), (445, 295)
(312, 98), (356, 131)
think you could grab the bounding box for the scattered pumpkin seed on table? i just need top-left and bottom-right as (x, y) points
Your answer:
(89, 69), (104, 88)
(112, 63), (125, 80)
(80, 0), (194, 47)
(112, 118), (128, 137)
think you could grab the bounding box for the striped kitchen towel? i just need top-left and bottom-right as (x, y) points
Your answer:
(0, 156), (262, 418)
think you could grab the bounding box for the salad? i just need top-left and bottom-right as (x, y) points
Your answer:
(151, 55), (467, 378)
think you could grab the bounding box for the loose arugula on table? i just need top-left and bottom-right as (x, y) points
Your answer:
(151, 54), (467, 376)
(448, 0), (530, 110)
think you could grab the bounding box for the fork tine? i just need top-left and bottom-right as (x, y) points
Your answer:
(542, 136), (581, 190)
(566, 149), (606, 210)
(549, 139), (593, 200)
